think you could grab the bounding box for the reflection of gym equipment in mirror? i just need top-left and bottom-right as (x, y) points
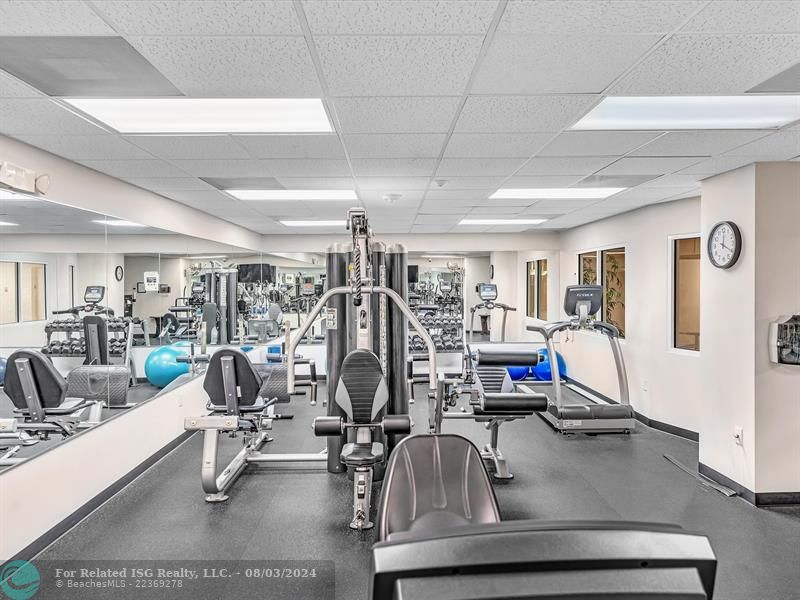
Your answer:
(0, 349), (103, 466)
(527, 285), (636, 434)
(468, 282), (516, 343)
(769, 315), (800, 365)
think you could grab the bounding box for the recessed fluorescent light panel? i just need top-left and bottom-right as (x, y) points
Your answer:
(460, 219), (547, 225)
(572, 96), (800, 130)
(280, 220), (347, 227)
(420, 254), (465, 259)
(93, 219), (144, 227)
(0, 221), (19, 226)
(228, 189), (357, 201)
(490, 188), (625, 200)
(63, 98), (333, 134)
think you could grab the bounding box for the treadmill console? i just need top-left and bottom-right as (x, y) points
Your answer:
(439, 281), (452, 293)
(301, 282), (315, 297)
(477, 283), (498, 302)
(84, 285), (105, 305)
(564, 285), (602, 318)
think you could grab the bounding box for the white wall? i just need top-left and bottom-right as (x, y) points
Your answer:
(124, 256), (186, 330)
(76, 253), (125, 317)
(464, 256), (491, 332)
(752, 163), (800, 493)
(488, 251), (520, 341)
(556, 198), (703, 433)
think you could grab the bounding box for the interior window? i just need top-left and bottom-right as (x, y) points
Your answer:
(536, 258), (548, 320)
(526, 261), (536, 318)
(674, 237), (701, 351)
(0, 262), (18, 324)
(601, 248), (626, 337)
(20, 262), (46, 322)
(579, 251), (598, 285)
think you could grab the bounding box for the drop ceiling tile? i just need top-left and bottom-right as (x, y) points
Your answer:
(303, 1), (497, 34)
(467, 205), (526, 215)
(12, 134), (153, 160)
(541, 131), (664, 157)
(93, 1), (302, 35)
(156, 189), (235, 205)
(412, 224), (454, 234)
(434, 176), (507, 189)
(723, 131), (800, 159)
(0, 1), (116, 35)
(418, 201), (479, 214)
(443, 133), (553, 158)
(526, 199), (604, 211)
(517, 156), (616, 176)
(0, 99), (107, 135)
(679, 155), (757, 175)
(574, 174), (658, 188)
(261, 159), (352, 177)
(275, 177), (356, 189)
(234, 135), (345, 159)
(334, 96), (460, 134)
(343, 134), (446, 158)
(437, 158), (527, 177)
(351, 158), (436, 177)
(425, 190), (493, 202)
(498, 0), (703, 34)
(473, 34), (660, 94)
(748, 60), (800, 93)
(357, 176), (431, 190)
(127, 36), (321, 96)
(415, 213), (464, 225)
(249, 203), (317, 219)
(681, 1), (800, 34)
(124, 177), (214, 191)
(316, 36), (483, 96)
(169, 159), (271, 177)
(359, 190), (425, 206)
(597, 156), (703, 175)
(631, 131), (774, 157)
(0, 70), (42, 98)
(603, 186), (697, 204)
(610, 34), (800, 94)
(503, 175), (584, 187)
(81, 159), (191, 179)
(455, 95), (598, 133)
(125, 135), (251, 160)
(639, 173), (711, 187)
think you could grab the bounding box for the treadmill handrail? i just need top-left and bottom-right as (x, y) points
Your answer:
(526, 319), (630, 409)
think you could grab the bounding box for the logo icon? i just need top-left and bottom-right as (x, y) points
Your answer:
(0, 561), (40, 600)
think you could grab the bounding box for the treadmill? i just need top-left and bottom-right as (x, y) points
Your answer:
(526, 284), (636, 434)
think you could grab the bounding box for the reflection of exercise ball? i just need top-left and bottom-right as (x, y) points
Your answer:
(507, 366), (529, 381)
(145, 346), (189, 388)
(533, 349), (567, 381)
(172, 341), (193, 347)
(0, 357), (7, 386)
(240, 345), (254, 353)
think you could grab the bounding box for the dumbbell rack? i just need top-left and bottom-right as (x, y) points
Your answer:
(407, 310), (464, 355)
(42, 318), (146, 359)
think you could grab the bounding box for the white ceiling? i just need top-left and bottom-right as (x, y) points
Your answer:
(0, 0), (799, 235)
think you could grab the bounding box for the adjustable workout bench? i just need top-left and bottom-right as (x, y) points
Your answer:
(371, 434), (718, 600)
(442, 349), (547, 479)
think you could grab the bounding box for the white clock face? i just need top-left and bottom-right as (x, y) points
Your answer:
(709, 222), (739, 268)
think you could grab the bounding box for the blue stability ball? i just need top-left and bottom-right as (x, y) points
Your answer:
(0, 356), (7, 386)
(506, 366), (530, 381)
(145, 346), (190, 388)
(532, 349), (567, 381)
(240, 345), (254, 353)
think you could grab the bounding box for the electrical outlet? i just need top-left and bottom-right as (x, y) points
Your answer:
(734, 427), (744, 446)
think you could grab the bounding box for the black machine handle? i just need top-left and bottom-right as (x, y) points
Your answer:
(480, 393), (548, 413)
(314, 416), (344, 436)
(475, 349), (540, 367)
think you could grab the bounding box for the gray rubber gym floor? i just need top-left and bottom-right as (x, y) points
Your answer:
(37, 383), (800, 600)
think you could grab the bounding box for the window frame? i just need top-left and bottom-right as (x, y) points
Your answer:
(669, 233), (702, 355)
(19, 261), (47, 323)
(525, 258), (549, 321)
(575, 245), (627, 338)
(0, 261), (20, 325)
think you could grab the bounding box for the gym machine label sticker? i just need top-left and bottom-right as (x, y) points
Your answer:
(143, 272), (160, 292)
(564, 420), (583, 427)
(326, 308), (337, 330)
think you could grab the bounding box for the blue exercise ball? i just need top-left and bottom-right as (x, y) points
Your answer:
(172, 340), (193, 347)
(145, 346), (190, 388)
(507, 366), (529, 381)
(240, 345), (254, 353)
(0, 356), (7, 386)
(532, 349), (567, 381)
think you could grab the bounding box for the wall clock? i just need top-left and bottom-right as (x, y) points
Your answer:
(114, 265), (124, 282)
(707, 221), (742, 269)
